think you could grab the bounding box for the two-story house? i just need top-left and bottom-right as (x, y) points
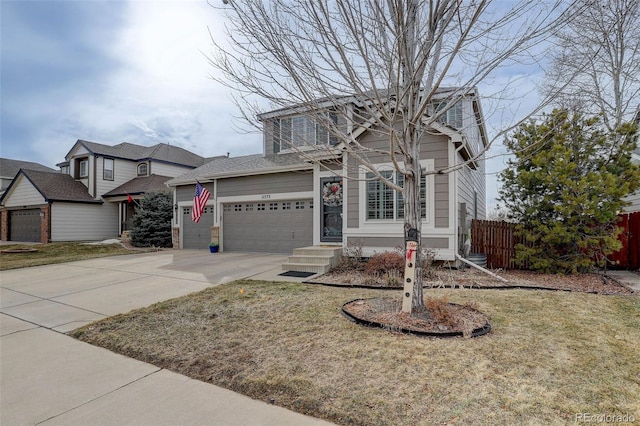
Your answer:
(166, 87), (487, 270)
(0, 140), (209, 243)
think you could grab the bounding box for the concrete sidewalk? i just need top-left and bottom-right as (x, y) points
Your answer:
(605, 270), (640, 292)
(1, 250), (333, 425)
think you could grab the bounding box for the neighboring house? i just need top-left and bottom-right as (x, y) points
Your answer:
(623, 109), (640, 212)
(0, 158), (56, 196)
(166, 87), (487, 262)
(0, 140), (210, 243)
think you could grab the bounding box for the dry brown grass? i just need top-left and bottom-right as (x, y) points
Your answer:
(0, 242), (156, 270)
(72, 280), (640, 425)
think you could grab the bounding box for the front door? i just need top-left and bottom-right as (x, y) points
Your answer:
(320, 177), (343, 242)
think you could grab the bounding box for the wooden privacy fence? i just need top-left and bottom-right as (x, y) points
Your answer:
(470, 220), (523, 269)
(471, 212), (640, 271)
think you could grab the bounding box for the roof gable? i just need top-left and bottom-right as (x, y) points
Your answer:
(0, 169), (101, 204)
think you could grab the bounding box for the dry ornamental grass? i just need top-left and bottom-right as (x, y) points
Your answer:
(72, 280), (640, 425)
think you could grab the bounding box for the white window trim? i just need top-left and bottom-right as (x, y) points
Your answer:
(79, 159), (89, 178)
(103, 158), (114, 181)
(358, 160), (434, 232)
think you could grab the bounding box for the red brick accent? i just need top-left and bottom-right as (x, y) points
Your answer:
(40, 205), (50, 244)
(172, 226), (180, 249)
(0, 209), (8, 241)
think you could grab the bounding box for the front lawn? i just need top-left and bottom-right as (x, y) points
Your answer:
(72, 280), (639, 425)
(0, 242), (154, 270)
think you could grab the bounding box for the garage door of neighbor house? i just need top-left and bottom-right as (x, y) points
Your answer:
(182, 206), (215, 249)
(223, 200), (313, 253)
(9, 209), (41, 242)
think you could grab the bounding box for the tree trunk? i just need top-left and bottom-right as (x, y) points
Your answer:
(404, 144), (424, 313)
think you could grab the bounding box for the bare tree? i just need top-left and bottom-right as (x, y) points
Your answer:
(208, 0), (569, 313)
(543, 0), (640, 131)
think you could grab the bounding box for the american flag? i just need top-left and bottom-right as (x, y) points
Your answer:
(191, 182), (211, 223)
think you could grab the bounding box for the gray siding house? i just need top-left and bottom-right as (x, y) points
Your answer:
(0, 140), (209, 243)
(167, 87), (487, 262)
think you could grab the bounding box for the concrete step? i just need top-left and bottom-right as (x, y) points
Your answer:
(281, 262), (331, 274)
(292, 246), (342, 257)
(287, 255), (335, 264)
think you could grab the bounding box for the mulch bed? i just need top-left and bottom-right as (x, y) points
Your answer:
(309, 268), (635, 295)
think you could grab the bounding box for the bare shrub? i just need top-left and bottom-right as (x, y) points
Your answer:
(364, 251), (405, 276)
(425, 296), (455, 327)
(332, 240), (365, 272)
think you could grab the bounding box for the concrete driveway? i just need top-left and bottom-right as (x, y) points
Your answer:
(0, 250), (333, 426)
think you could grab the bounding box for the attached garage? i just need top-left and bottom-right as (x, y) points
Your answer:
(9, 209), (41, 242)
(182, 206), (215, 249)
(222, 199), (312, 253)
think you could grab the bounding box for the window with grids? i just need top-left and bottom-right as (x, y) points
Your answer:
(432, 101), (463, 129)
(274, 113), (338, 152)
(366, 171), (426, 220)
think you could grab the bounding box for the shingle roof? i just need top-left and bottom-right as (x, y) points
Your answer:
(0, 158), (56, 179)
(165, 152), (312, 186)
(71, 140), (207, 168)
(12, 169), (101, 203)
(102, 174), (172, 198)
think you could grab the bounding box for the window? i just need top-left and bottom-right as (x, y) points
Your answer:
(245, 204), (254, 211)
(366, 171), (394, 220)
(78, 159), (88, 178)
(257, 203), (265, 211)
(183, 207), (191, 215)
(269, 202), (278, 210)
(282, 202), (291, 210)
(432, 101), (463, 129)
(366, 171), (427, 220)
(103, 158), (114, 181)
(395, 174), (427, 219)
(137, 163), (148, 176)
(295, 201), (304, 209)
(234, 204), (242, 211)
(275, 112), (338, 150)
(60, 165), (69, 175)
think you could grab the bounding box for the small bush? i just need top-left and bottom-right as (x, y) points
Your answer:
(332, 240), (365, 272)
(364, 251), (405, 276)
(425, 296), (455, 327)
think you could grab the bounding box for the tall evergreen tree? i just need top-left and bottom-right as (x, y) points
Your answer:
(498, 109), (640, 273)
(130, 191), (173, 248)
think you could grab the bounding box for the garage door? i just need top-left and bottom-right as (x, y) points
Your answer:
(223, 200), (313, 253)
(182, 206), (215, 249)
(10, 209), (41, 242)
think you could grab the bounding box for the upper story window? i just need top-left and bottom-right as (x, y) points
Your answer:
(137, 163), (148, 176)
(431, 100), (463, 129)
(273, 112), (338, 153)
(76, 158), (89, 178)
(103, 158), (114, 181)
(60, 165), (69, 175)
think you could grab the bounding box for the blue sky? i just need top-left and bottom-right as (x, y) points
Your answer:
(1, 1), (546, 207)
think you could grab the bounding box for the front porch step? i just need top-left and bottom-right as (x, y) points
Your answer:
(286, 254), (335, 265)
(281, 262), (331, 274)
(282, 246), (343, 274)
(292, 246), (343, 257)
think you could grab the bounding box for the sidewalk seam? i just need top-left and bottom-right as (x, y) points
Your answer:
(34, 368), (164, 425)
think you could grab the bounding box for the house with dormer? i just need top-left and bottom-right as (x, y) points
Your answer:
(0, 140), (209, 243)
(166, 87), (487, 270)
